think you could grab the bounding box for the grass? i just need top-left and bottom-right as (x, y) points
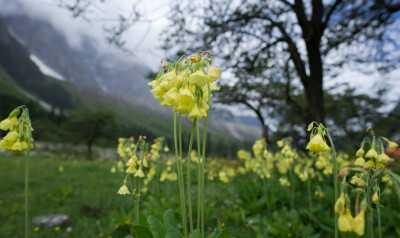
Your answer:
(0, 154), (131, 238)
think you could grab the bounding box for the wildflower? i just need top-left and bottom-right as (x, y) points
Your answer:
(117, 182), (130, 195)
(279, 177), (290, 187)
(372, 192), (378, 204)
(54, 226), (60, 231)
(338, 209), (353, 232)
(11, 140), (23, 152)
(33, 227), (40, 232)
(206, 66), (221, 83)
(378, 153), (391, 164)
(218, 171), (229, 183)
(277, 140), (284, 148)
(366, 160), (375, 169)
(388, 141), (398, 152)
(354, 157), (366, 167)
(238, 150), (251, 160)
(365, 148), (378, 160)
(0, 116), (17, 131)
(334, 193), (345, 214)
(161, 88), (179, 107)
(0, 139), (11, 150)
(164, 145), (169, 152)
(58, 166), (64, 173)
(173, 88), (194, 114)
(189, 70), (208, 87)
(353, 211), (365, 236)
(135, 167), (145, 178)
(356, 148), (364, 157)
(306, 134), (330, 153)
(110, 166), (116, 173)
(4, 131), (19, 143)
(188, 104), (207, 120)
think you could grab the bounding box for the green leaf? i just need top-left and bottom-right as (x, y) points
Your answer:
(216, 228), (231, 238)
(188, 229), (200, 238)
(147, 215), (166, 238)
(163, 209), (177, 230)
(132, 225), (152, 238)
(165, 227), (183, 238)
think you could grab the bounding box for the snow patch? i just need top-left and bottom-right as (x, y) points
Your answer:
(29, 54), (65, 81)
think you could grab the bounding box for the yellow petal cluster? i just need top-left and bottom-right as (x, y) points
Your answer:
(148, 55), (221, 120)
(306, 134), (330, 153)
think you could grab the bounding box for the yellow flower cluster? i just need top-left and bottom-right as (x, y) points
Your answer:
(334, 192), (366, 236)
(0, 107), (33, 153)
(148, 53), (221, 120)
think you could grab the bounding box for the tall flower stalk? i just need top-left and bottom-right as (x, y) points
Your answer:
(148, 52), (221, 237)
(0, 106), (34, 238)
(306, 122), (337, 238)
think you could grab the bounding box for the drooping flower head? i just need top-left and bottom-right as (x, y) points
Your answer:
(148, 52), (221, 120)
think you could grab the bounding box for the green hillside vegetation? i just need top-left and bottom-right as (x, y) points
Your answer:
(0, 66), (249, 157)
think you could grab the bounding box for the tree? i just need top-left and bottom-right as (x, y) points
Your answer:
(69, 110), (115, 159)
(161, 0), (400, 132)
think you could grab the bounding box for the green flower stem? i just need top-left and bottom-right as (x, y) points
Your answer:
(377, 201), (382, 238)
(25, 124), (32, 238)
(187, 119), (197, 235)
(307, 179), (312, 211)
(196, 123), (201, 237)
(200, 83), (212, 238)
(326, 133), (338, 238)
(136, 177), (141, 225)
(175, 113), (187, 238)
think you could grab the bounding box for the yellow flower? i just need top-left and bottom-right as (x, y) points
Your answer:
(11, 140), (23, 152)
(237, 150), (251, 160)
(365, 148), (378, 160)
(338, 209), (353, 232)
(4, 131), (19, 143)
(306, 134), (330, 153)
(135, 167), (145, 177)
(173, 88), (194, 114)
(218, 171), (229, 183)
(110, 166), (116, 173)
(378, 153), (391, 164)
(0, 116), (17, 131)
(354, 157), (366, 167)
(54, 226), (60, 231)
(366, 160), (375, 169)
(33, 227), (40, 232)
(356, 148), (364, 157)
(117, 183), (130, 195)
(372, 192), (378, 204)
(252, 139), (264, 157)
(161, 88), (179, 107)
(0, 139), (12, 150)
(58, 166), (64, 173)
(207, 66), (221, 82)
(388, 141), (398, 152)
(279, 177), (290, 187)
(334, 193), (345, 214)
(164, 146), (169, 152)
(277, 140), (284, 148)
(189, 70), (208, 87)
(353, 211), (365, 236)
(143, 158), (149, 168)
(188, 104), (207, 120)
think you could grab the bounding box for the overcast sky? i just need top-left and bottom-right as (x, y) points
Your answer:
(0, 0), (399, 116)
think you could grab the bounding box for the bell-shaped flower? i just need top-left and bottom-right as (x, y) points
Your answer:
(354, 157), (366, 167)
(306, 133), (330, 153)
(189, 70), (208, 87)
(353, 211), (365, 236)
(338, 209), (354, 232)
(207, 66), (221, 83)
(365, 148), (378, 160)
(173, 88), (194, 114)
(117, 183), (130, 195)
